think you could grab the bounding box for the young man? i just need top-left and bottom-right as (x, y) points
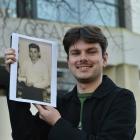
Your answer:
(17, 43), (50, 101)
(5, 25), (136, 140)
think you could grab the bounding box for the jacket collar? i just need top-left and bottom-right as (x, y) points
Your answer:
(90, 75), (117, 99)
(64, 75), (118, 101)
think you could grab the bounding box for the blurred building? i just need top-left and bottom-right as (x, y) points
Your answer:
(0, 0), (140, 139)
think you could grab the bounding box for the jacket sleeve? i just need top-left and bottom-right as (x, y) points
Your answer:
(47, 89), (136, 140)
(0, 66), (51, 140)
(5, 77), (51, 140)
(7, 95), (51, 140)
(0, 66), (9, 89)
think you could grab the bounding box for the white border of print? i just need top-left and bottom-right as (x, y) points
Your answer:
(10, 33), (58, 107)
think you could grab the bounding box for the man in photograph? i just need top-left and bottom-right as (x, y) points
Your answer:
(17, 43), (50, 102)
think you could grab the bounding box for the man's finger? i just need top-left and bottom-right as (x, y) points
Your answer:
(43, 105), (53, 110)
(5, 48), (15, 55)
(39, 114), (44, 120)
(34, 104), (45, 112)
(6, 54), (16, 59)
(5, 58), (15, 65)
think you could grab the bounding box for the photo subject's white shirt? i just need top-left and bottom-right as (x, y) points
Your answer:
(19, 59), (50, 89)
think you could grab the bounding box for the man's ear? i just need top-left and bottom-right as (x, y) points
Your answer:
(103, 52), (108, 67)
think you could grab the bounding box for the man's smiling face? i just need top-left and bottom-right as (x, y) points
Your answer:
(68, 40), (108, 83)
(29, 48), (40, 63)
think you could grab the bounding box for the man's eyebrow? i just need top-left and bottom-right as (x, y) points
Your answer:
(69, 50), (80, 54)
(70, 49), (79, 51)
(69, 48), (80, 52)
(86, 47), (98, 51)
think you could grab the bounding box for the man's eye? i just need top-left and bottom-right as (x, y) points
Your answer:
(70, 51), (80, 55)
(88, 51), (96, 54)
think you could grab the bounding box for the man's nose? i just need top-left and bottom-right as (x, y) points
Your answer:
(80, 53), (88, 61)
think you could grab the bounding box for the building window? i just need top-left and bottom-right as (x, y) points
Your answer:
(37, 0), (121, 27)
(0, 0), (16, 17)
(57, 68), (75, 94)
(1, 0), (125, 27)
(16, 0), (37, 18)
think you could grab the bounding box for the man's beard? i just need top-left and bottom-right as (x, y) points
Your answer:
(75, 76), (97, 84)
(74, 71), (102, 84)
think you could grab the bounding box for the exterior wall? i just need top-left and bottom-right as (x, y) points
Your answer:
(124, 0), (133, 31)
(130, 0), (140, 34)
(0, 90), (12, 140)
(124, 0), (140, 34)
(1, 17), (140, 66)
(104, 64), (140, 140)
(122, 30), (140, 67)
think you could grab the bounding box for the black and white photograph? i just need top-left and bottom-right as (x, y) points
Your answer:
(10, 33), (57, 106)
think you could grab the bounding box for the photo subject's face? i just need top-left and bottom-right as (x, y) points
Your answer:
(68, 40), (108, 83)
(29, 48), (40, 62)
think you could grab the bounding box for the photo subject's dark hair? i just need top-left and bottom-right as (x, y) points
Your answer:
(29, 43), (40, 52)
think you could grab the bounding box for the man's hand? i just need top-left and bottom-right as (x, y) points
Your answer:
(5, 48), (16, 72)
(35, 104), (61, 126)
